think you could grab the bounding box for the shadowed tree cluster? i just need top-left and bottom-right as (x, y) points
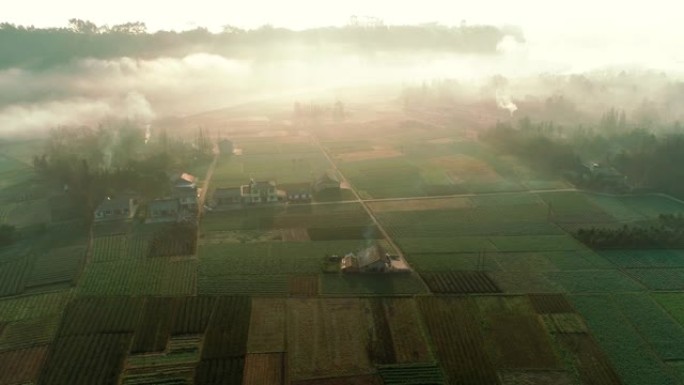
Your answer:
(0, 21), (521, 70)
(574, 214), (684, 249)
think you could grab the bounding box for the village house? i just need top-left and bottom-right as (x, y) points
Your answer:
(146, 198), (180, 223)
(313, 170), (341, 194)
(172, 186), (200, 212)
(280, 182), (312, 203)
(340, 245), (391, 273)
(241, 179), (283, 204)
(213, 187), (243, 206)
(94, 196), (138, 221)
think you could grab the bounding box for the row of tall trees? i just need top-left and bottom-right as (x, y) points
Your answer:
(0, 21), (519, 69)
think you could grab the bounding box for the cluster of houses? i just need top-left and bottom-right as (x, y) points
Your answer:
(94, 169), (344, 222)
(210, 170), (341, 210)
(94, 172), (200, 224)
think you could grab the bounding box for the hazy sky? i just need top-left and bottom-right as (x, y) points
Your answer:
(3, 1), (680, 35)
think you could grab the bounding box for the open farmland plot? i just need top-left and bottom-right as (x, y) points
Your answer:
(382, 298), (433, 364)
(498, 370), (575, 385)
(293, 375), (384, 385)
(377, 363), (446, 385)
(0, 290), (73, 322)
(131, 297), (175, 354)
(92, 234), (128, 262)
(40, 333), (133, 385)
(201, 296), (251, 359)
(199, 274), (289, 295)
(585, 194), (647, 222)
(321, 274), (426, 295)
(124, 334), (201, 374)
(243, 353), (285, 385)
(601, 250), (684, 268)
(58, 296), (145, 336)
(625, 268), (684, 291)
(0, 256), (30, 297)
(247, 298), (285, 353)
(417, 296), (500, 385)
(287, 298), (374, 381)
(367, 298), (395, 365)
(652, 293), (684, 328)
(79, 258), (196, 296)
(377, 204), (562, 239)
(539, 191), (614, 224)
(171, 296), (216, 335)
(571, 294), (679, 385)
(194, 357), (245, 385)
(367, 196), (472, 213)
(489, 271), (564, 294)
(199, 241), (363, 276)
(213, 151), (332, 186)
(0, 315), (60, 350)
(25, 245), (86, 289)
(0, 345), (49, 385)
(618, 195), (684, 218)
(339, 157), (427, 199)
(289, 275), (319, 296)
(489, 235), (582, 252)
(397, 236), (496, 254)
(546, 270), (644, 293)
(405, 252), (502, 272)
(421, 271), (501, 294)
(528, 294), (575, 314)
(612, 293), (684, 361)
(473, 296), (561, 370)
(557, 334), (622, 385)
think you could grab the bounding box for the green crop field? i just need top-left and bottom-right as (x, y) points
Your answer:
(571, 294), (681, 385)
(601, 249), (684, 268)
(321, 274), (427, 295)
(626, 268), (684, 291)
(78, 259), (197, 296)
(612, 293), (684, 360)
(547, 270), (644, 293)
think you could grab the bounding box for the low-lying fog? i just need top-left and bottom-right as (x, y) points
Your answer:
(1, 17), (683, 137)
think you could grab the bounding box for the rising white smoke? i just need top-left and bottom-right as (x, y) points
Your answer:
(495, 89), (518, 115)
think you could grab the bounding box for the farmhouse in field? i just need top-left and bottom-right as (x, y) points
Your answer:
(313, 170), (341, 194)
(211, 179), (287, 209)
(146, 198), (180, 223)
(280, 182), (312, 203)
(213, 187), (243, 206)
(340, 245), (391, 273)
(94, 196), (138, 221)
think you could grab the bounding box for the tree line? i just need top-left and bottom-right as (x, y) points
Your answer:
(574, 214), (684, 249)
(0, 20), (520, 69)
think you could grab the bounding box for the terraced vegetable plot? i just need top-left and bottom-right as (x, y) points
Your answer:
(0, 345), (49, 385)
(571, 294), (680, 385)
(320, 274), (426, 295)
(417, 296), (500, 385)
(377, 363), (445, 385)
(247, 298), (286, 353)
(0, 290), (73, 322)
(0, 315), (60, 350)
(79, 259), (196, 296)
(170, 296), (215, 335)
(287, 298), (373, 381)
(201, 296), (251, 359)
(58, 296), (145, 336)
(25, 245), (86, 289)
(243, 353), (285, 385)
(40, 333), (133, 385)
(382, 298), (433, 364)
(421, 271), (501, 294)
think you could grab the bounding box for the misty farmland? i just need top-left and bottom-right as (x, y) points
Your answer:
(1, 19), (684, 385)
